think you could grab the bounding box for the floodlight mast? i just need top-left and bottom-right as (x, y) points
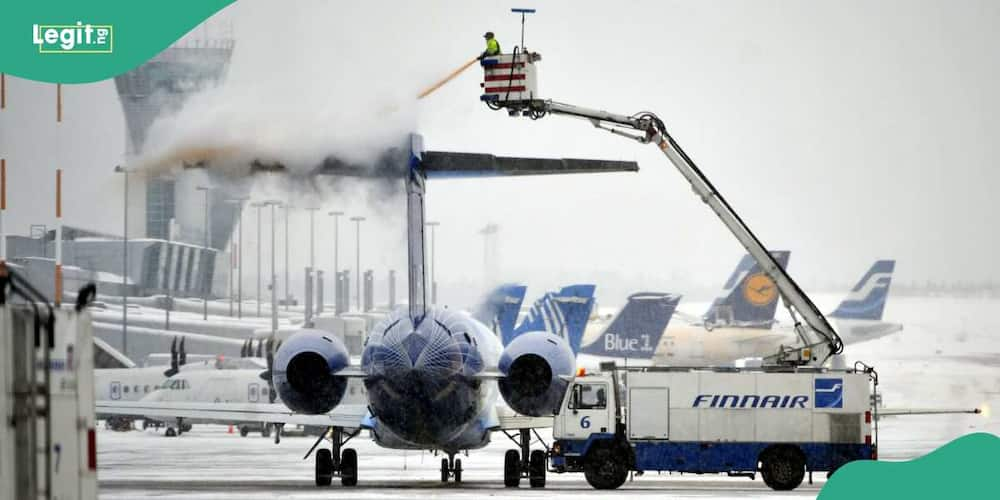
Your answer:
(505, 99), (843, 366)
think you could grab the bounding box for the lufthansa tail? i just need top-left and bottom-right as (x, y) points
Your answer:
(473, 283), (527, 344)
(513, 284), (596, 353)
(703, 251), (791, 329)
(579, 292), (681, 359)
(830, 260), (895, 321)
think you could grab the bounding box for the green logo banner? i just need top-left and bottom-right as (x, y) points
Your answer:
(1, 0), (235, 83)
(820, 432), (1000, 498)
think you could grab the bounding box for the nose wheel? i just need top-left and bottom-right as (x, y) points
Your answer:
(311, 426), (360, 487)
(440, 454), (464, 483)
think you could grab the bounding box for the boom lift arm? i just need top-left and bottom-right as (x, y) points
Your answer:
(508, 99), (843, 366)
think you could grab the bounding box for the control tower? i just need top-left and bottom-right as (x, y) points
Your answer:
(114, 32), (235, 243)
(113, 26), (238, 297)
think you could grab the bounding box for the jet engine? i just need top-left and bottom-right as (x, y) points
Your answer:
(273, 329), (350, 414)
(498, 331), (576, 416)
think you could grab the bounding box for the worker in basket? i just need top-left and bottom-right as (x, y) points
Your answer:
(480, 31), (501, 60)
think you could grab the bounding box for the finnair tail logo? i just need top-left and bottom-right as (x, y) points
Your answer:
(815, 378), (843, 408)
(844, 272), (892, 302)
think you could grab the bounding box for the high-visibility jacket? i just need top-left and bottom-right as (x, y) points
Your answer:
(484, 38), (500, 56)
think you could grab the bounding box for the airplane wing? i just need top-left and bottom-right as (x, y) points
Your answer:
(878, 407), (981, 417)
(96, 400), (368, 428)
(494, 406), (553, 430)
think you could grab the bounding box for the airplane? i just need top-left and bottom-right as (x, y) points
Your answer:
(472, 283), (527, 344)
(650, 258), (901, 366)
(576, 292), (683, 368)
(97, 134), (641, 488)
(571, 251), (792, 366)
(828, 260), (902, 345)
(506, 284), (596, 354)
(94, 337), (266, 430)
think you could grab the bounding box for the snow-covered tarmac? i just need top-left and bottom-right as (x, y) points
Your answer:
(96, 296), (1000, 498)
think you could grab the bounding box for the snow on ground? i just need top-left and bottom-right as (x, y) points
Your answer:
(96, 295), (1000, 498)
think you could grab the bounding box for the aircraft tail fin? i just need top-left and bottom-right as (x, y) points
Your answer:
(830, 260), (895, 321)
(579, 292), (681, 359)
(703, 251), (790, 329)
(513, 284), (596, 353)
(473, 283), (527, 344)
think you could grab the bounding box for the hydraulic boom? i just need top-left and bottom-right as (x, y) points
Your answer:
(502, 99), (843, 366)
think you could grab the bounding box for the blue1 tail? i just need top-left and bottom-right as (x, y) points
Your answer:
(830, 260), (895, 321)
(473, 283), (527, 344)
(512, 284), (596, 353)
(579, 292), (681, 359)
(703, 250), (791, 329)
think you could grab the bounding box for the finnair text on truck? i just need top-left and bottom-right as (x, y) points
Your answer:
(692, 394), (809, 408)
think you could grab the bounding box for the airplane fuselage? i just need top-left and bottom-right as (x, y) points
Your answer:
(361, 308), (501, 453)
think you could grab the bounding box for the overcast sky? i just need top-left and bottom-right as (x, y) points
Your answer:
(2, 0), (999, 308)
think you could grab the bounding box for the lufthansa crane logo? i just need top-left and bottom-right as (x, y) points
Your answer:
(743, 273), (778, 306)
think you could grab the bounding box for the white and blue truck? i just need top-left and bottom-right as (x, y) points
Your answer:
(548, 364), (877, 490)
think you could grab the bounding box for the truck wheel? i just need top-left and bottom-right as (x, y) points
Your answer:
(240, 426), (250, 437)
(529, 449), (546, 488)
(584, 444), (628, 490)
(341, 448), (358, 486)
(315, 449), (333, 486)
(504, 449), (520, 487)
(761, 447), (805, 491)
(164, 427), (177, 437)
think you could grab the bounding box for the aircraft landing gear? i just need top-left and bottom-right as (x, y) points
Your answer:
(165, 417), (187, 437)
(440, 453), (463, 483)
(311, 426), (359, 487)
(502, 428), (547, 488)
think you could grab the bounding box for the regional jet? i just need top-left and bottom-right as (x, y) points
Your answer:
(98, 134), (640, 488)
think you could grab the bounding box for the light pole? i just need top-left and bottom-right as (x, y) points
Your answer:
(164, 217), (175, 331)
(479, 223), (499, 284)
(329, 211), (343, 314)
(283, 204), (293, 310)
(113, 165), (131, 356)
(251, 201), (265, 317)
(350, 216), (366, 311)
(305, 206), (319, 316)
(425, 221), (440, 305)
(225, 197), (250, 319)
(263, 200), (282, 334)
(195, 186), (213, 320)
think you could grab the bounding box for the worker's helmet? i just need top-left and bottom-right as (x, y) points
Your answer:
(484, 31), (494, 39)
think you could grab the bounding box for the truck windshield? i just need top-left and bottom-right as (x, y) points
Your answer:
(570, 383), (607, 410)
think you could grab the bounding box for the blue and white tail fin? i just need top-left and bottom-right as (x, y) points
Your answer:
(513, 284), (596, 353)
(830, 260), (895, 321)
(703, 251), (790, 329)
(579, 292), (681, 359)
(473, 283), (527, 344)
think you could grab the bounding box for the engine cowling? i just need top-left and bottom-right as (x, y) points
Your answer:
(273, 329), (350, 414)
(498, 331), (576, 416)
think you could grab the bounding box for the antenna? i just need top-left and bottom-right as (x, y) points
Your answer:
(511, 8), (536, 50)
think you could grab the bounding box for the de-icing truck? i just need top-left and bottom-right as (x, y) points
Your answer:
(548, 364), (878, 490)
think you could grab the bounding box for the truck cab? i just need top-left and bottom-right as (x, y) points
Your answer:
(551, 372), (633, 489)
